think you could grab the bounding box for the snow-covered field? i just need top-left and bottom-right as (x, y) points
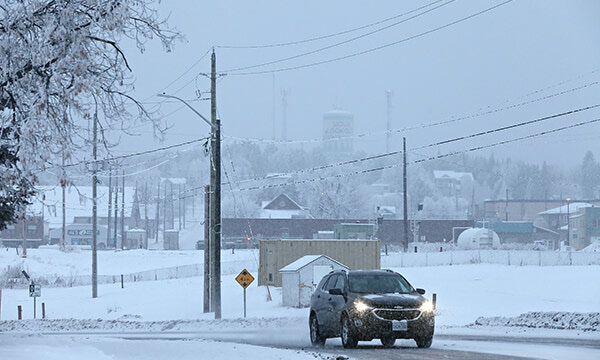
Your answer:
(1, 248), (599, 359)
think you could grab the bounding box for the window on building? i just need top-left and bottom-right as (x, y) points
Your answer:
(27, 224), (37, 235)
(268, 273), (273, 282)
(5, 225), (15, 234)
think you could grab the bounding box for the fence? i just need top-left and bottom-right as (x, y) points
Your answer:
(381, 250), (600, 268)
(0, 260), (259, 289)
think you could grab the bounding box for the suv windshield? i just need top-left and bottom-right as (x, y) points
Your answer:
(348, 273), (413, 294)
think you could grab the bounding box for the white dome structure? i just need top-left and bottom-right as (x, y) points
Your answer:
(457, 228), (501, 249)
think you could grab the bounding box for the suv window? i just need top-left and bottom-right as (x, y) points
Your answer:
(348, 273), (413, 294)
(323, 274), (339, 291)
(333, 273), (346, 291)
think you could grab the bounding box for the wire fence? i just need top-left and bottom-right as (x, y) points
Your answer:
(0, 260), (258, 289)
(381, 250), (600, 268)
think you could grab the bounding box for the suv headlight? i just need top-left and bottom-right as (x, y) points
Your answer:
(354, 301), (373, 312)
(419, 300), (434, 313)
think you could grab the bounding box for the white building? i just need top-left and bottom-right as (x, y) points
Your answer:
(280, 254), (348, 307)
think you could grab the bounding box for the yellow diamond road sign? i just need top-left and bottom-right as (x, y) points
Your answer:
(236, 269), (254, 289)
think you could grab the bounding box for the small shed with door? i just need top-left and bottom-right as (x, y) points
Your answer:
(280, 254), (349, 308)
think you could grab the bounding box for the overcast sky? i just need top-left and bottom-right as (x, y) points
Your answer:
(114, 0), (600, 168)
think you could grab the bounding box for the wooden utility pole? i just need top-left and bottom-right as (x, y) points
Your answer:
(107, 168), (112, 248)
(178, 184), (182, 231)
(210, 49), (222, 319)
(113, 171), (118, 248)
(61, 149), (66, 251)
(204, 185), (211, 313)
(21, 209), (26, 257)
(144, 181), (149, 246)
(92, 113), (98, 298)
(121, 170), (125, 249)
(156, 180), (160, 243)
(403, 137), (408, 253)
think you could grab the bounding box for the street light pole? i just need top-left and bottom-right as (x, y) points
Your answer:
(157, 50), (221, 319)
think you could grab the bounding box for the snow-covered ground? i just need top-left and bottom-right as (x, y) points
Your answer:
(1, 248), (599, 359)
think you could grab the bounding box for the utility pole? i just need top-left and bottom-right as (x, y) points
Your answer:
(61, 149), (66, 251)
(204, 185), (211, 313)
(210, 49), (222, 319)
(281, 89), (289, 141)
(178, 184), (182, 231)
(505, 189), (509, 221)
(107, 167), (112, 249)
(21, 208), (27, 258)
(386, 90), (392, 153)
(113, 171), (118, 249)
(170, 182), (174, 229)
(155, 180), (160, 243)
(403, 137), (408, 253)
(92, 112), (98, 299)
(145, 181), (149, 246)
(121, 170), (125, 249)
(183, 184), (186, 229)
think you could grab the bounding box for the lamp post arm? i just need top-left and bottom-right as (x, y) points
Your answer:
(157, 93), (216, 130)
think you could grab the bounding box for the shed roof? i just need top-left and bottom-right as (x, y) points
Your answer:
(280, 254), (347, 273)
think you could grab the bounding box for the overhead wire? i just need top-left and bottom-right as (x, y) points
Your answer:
(222, 0), (457, 73)
(217, 0), (447, 49)
(229, 116), (600, 193)
(220, 103), (600, 186)
(224, 79), (599, 145)
(226, 0), (514, 76)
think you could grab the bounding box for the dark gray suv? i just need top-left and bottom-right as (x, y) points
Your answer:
(309, 269), (435, 348)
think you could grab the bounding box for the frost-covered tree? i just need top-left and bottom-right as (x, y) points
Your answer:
(0, 0), (179, 227)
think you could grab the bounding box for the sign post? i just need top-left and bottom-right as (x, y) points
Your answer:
(29, 283), (41, 319)
(235, 269), (254, 318)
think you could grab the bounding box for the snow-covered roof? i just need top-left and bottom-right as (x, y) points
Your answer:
(280, 254), (345, 272)
(262, 194), (304, 211)
(433, 170), (474, 181)
(539, 203), (593, 215)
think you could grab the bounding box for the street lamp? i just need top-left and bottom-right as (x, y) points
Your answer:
(565, 197), (572, 249)
(157, 91), (222, 319)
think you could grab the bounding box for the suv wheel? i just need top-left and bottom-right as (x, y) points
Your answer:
(380, 335), (396, 347)
(415, 336), (433, 348)
(341, 314), (358, 349)
(309, 314), (326, 346)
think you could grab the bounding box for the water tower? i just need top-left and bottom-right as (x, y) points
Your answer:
(323, 109), (354, 160)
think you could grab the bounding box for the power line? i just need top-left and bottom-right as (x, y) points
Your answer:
(230, 116), (600, 193)
(49, 137), (209, 170)
(227, 0), (514, 76)
(224, 80), (599, 145)
(222, 0), (456, 72)
(222, 103), (600, 185)
(217, 0), (447, 49)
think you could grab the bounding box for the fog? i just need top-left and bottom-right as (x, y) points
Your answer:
(107, 0), (600, 168)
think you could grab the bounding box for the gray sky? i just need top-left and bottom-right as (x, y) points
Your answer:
(115, 0), (600, 168)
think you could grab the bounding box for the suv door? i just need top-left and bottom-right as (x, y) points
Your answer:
(316, 274), (340, 336)
(328, 273), (347, 336)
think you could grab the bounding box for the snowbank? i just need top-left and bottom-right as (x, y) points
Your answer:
(472, 312), (600, 331)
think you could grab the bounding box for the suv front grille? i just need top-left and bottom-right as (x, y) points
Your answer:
(373, 309), (421, 321)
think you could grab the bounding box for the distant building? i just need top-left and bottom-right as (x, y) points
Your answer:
(433, 170), (474, 198)
(260, 194), (312, 219)
(0, 216), (44, 248)
(482, 199), (600, 223)
(567, 206), (600, 250)
(323, 109), (354, 160)
(475, 221), (559, 248)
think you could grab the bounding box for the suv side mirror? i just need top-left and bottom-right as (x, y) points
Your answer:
(329, 288), (344, 296)
(416, 288), (426, 295)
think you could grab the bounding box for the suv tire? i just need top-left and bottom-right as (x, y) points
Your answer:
(415, 336), (433, 348)
(309, 314), (326, 346)
(380, 335), (396, 347)
(341, 314), (358, 349)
